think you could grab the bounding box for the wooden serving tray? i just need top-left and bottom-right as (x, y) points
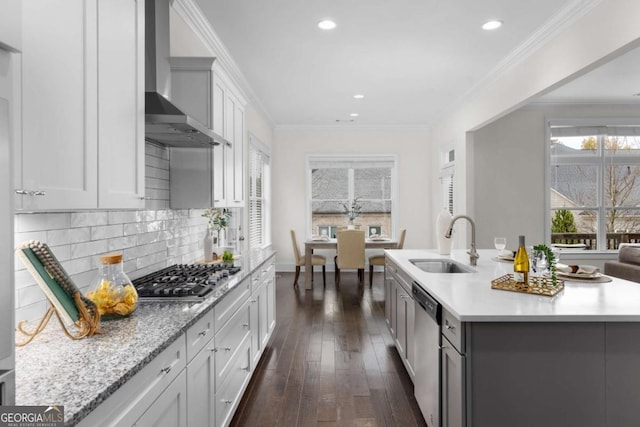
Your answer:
(491, 274), (564, 297)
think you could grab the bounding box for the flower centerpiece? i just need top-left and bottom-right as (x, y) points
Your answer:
(202, 208), (232, 247)
(340, 198), (362, 228)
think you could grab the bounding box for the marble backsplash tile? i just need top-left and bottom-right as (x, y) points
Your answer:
(14, 208), (209, 323)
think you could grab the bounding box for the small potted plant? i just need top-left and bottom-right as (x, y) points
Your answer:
(340, 198), (362, 229)
(202, 208), (232, 257)
(222, 251), (234, 268)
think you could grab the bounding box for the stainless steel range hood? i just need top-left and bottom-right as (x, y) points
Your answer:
(145, 0), (228, 147)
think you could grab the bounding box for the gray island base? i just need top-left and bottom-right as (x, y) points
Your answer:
(385, 249), (640, 427)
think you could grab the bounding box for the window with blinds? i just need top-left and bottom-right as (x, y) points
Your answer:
(307, 155), (397, 237)
(248, 138), (270, 248)
(549, 122), (640, 250)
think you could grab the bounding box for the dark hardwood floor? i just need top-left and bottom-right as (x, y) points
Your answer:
(231, 270), (427, 427)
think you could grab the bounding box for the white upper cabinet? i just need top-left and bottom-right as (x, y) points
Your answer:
(18, 0), (144, 211)
(225, 90), (244, 207)
(97, 0), (145, 209)
(169, 58), (245, 209)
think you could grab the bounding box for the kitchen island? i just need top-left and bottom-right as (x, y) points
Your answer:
(386, 249), (640, 427)
(15, 250), (276, 427)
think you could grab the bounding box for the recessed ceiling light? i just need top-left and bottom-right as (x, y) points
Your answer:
(318, 19), (337, 30)
(350, 113), (359, 117)
(482, 20), (503, 30)
(353, 94), (365, 99)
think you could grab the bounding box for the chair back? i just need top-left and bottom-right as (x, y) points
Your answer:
(398, 228), (407, 249)
(290, 230), (302, 265)
(337, 230), (365, 269)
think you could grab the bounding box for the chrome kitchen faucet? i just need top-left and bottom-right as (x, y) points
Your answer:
(445, 215), (479, 266)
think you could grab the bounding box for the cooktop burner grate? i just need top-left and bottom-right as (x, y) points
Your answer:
(133, 264), (241, 301)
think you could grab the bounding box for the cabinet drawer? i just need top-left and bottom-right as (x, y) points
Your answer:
(215, 335), (251, 427)
(214, 278), (250, 333)
(442, 309), (464, 353)
(215, 302), (250, 391)
(185, 310), (215, 363)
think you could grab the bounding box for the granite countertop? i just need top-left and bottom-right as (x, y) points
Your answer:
(386, 249), (640, 322)
(15, 249), (275, 426)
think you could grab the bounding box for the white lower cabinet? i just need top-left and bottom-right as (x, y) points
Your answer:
(80, 257), (277, 427)
(186, 342), (215, 427)
(77, 336), (187, 427)
(134, 370), (188, 427)
(215, 335), (251, 427)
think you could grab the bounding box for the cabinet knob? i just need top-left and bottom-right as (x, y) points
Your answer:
(224, 347), (232, 352)
(198, 329), (209, 337)
(242, 323), (249, 328)
(242, 366), (250, 372)
(445, 324), (455, 331)
(31, 190), (46, 196)
(222, 399), (232, 405)
(15, 189), (28, 195)
(208, 347), (217, 352)
(160, 366), (172, 374)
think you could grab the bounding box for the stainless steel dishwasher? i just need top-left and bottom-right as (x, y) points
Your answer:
(412, 282), (441, 427)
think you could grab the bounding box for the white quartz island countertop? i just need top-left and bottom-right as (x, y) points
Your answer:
(385, 249), (640, 322)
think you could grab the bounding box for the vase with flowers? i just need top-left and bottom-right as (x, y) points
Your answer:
(340, 198), (362, 229)
(202, 208), (232, 259)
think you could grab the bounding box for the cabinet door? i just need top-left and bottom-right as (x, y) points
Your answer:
(405, 295), (415, 378)
(186, 343), (215, 427)
(395, 281), (408, 359)
(135, 370), (187, 427)
(230, 99), (244, 205)
(385, 276), (395, 336)
(441, 339), (465, 427)
(97, 0), (145, 208)
(21, 0), (98, 209)
(212, 71), (226, 137)
(212, 143), (227, 205)
(249, 295), (260, 369)
(267, 273), (276, 335)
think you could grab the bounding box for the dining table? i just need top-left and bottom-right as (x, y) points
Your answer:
(304, 237), (399, 290)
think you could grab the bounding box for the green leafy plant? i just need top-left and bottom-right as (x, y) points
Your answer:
(533, 244), (557, 287)
(222, 251), (234, 263)
(551, 209), (577, 233)
(202, 208), (231, 232)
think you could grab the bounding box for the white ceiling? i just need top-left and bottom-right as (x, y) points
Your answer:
(194, 0), (606, 127)
(537, 44), (640, 104)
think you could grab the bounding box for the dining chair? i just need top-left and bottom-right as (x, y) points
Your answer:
(291, 229), (326, 288)
(335, 229), (366, 288)
(369, 228), (406, 287)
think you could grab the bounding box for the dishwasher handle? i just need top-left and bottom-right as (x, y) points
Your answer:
(412, 282), (441, 324)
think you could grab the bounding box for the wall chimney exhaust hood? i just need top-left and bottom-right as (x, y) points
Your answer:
(145, 0), (229, 147)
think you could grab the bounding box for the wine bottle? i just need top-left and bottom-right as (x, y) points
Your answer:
(203, 226), (213, 262)
(513, 235), (529, 284)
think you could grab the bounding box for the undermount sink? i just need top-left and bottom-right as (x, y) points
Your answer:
(409, 258), (476, 274)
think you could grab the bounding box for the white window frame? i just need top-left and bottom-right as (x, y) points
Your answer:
(546, 118), (640, 252)
(248, 134), (271, 249)
(305, 154), (398, 239)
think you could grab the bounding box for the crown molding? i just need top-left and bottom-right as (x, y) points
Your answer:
(274, 124), (431, 132)
(172, 0), (275, 128)
(431, 0), (604, 125)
